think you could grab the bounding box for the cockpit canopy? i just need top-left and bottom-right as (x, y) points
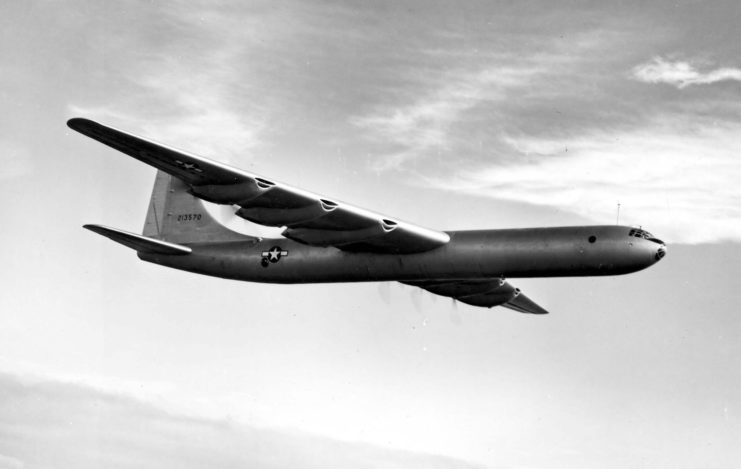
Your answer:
(629, 227), (664, 245)
(628, 228), (653, 239)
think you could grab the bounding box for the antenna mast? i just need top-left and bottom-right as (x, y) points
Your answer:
(616, 203), (621, 225)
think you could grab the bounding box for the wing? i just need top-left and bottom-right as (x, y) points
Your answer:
(68, 118), (449, 253)
(403, 279), (549, 314)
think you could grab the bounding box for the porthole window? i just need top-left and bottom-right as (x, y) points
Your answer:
(588, 235), (597, 243)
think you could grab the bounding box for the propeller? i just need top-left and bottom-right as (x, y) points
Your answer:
(377, 281), (391, 305)
(449, 298), (462, 325)
(410, 284), (424, 313)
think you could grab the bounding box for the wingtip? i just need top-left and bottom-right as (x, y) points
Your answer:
(67, 117), (96, 132)
(83, 224), (108, 235)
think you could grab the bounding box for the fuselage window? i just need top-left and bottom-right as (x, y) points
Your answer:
(588, 235), (596, 243)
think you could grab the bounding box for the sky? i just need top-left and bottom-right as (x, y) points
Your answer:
(1, 1), (741, 468)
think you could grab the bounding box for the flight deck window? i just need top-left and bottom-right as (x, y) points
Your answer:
(628, 229), (653, 239)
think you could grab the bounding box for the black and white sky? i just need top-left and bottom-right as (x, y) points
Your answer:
(1, 1), (740, 468)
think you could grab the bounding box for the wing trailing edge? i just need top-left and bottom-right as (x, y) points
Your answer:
(83, 224), (192, 255)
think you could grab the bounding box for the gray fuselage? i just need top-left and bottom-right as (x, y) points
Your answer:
(139, 225), (665, 284)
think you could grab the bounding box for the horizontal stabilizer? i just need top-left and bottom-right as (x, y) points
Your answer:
(83, 224), (192, 255)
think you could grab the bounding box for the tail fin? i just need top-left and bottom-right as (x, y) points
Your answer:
(143, 170), (256, 244)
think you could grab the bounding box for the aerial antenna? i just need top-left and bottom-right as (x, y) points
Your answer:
(616, 202), (621, 225)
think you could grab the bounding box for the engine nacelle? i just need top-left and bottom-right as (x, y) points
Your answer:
(458, 284), (520, 308)
(421, 278), (506, 298)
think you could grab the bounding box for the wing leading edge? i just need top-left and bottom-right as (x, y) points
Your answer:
(68, 118), (449, 254)
(403, 279), (549, 314)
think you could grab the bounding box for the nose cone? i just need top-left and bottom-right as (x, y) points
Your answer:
(626, 229), (666, 271)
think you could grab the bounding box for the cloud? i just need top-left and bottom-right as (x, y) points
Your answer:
(352, 65), (544, 171)
(0, 372), (482, 469)
(632, 57), (741, 88)
(65, 4), (278, 164)
(348, 29), (741, 244)
(55, 2), (741, 246)
(421, 115), (741, 244)
(0, 454), (23, 469)
(350, 26), (637, 173)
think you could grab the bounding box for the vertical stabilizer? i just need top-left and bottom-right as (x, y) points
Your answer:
(143, 170), (170, 239)
(143, 171), (256, 244)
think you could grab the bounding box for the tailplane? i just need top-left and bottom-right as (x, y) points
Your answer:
(86, 171), (256, 253)
(83, 224), (192, 255)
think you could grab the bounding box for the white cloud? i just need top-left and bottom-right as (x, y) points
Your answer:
(66, 5), (277, 165)
(353, 65), (543, 171)
(68, 63), (266, 166)
(422, 116), (741, 244)
(0, 454), (23, 469)
(632, 57), (741, 88)
(354, 44), (741, 243)
(351, 28), (629, 173)
(0, 371), (482, 469)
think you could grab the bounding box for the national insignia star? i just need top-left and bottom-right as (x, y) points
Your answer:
(261, 246), (289, 265)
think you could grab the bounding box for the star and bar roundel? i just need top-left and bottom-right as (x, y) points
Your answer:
(261, 246), (288, 267)
(174, 159), (204, 174)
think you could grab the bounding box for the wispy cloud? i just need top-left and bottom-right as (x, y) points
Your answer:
(423, 115), (741, 243)
(69, 77), (266, 164)
(0, 371), (482, 469)
(0, 454), (23, 469)
(55, 1), (741, 245)
(352, 65), (544, 171)
(350, 26), (635, 173)
(349, 22), (741, 243)
(66, 5), (278, 163)
(632, 56), (741, 88)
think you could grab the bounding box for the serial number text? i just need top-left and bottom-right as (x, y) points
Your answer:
(177, 213), (202, 221)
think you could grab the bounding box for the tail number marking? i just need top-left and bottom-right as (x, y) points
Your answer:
(176, 214), (203, 222)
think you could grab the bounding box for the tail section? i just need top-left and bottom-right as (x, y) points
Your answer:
(143, 170), (255, 244)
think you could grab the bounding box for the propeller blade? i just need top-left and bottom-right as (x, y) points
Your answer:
(377, 282), (391, 305)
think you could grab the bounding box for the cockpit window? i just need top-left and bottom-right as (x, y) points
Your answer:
(628, 228), (654, 239)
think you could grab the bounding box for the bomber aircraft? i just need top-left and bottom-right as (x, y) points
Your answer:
(69, 118), (666, 315)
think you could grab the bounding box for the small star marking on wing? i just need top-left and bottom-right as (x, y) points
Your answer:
(174, 159), (204, 174)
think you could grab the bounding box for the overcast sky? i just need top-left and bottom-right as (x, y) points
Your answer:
(1, 1), (740, 468)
